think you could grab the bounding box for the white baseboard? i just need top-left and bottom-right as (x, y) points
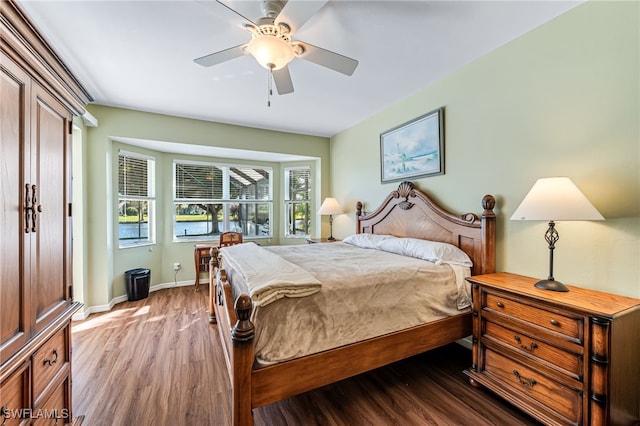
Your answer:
(72, 279), (203, 321)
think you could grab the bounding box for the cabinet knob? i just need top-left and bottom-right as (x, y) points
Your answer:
(550, 319), (560, 326)
(496, 302), (504, 308)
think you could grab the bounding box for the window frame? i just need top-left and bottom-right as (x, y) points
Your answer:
(117, 150), (156, 248)
(283, 165), (312, 238)
(173, 159), (273, 242)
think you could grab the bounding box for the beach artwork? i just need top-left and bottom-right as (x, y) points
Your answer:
(380, 108), (444, 182)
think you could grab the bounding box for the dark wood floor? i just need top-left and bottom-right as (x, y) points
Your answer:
(71, 285), (542, 425)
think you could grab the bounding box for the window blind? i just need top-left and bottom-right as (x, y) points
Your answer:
(175, 162), (270, 200)
(175, 163), (223, 199)
(286, 167), (311, 201)
(119, 153), (149, 197)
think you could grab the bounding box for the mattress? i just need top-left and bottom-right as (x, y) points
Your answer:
(222, 242), (471, 365)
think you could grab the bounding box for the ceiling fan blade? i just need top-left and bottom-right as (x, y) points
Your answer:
(297, 42), (359, 76)
(275, 0), (328, 34)
(194, 44), (247, 67)
(272, 66), (294, 95)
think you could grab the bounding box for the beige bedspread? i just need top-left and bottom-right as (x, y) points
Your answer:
(220, 243), (321, 307)
(222, 242), (471, 365)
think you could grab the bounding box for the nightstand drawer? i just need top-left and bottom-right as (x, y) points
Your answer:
(484, 348), (582, 425)
(484, 321), (582, 379)
(484, 292), (582, 340)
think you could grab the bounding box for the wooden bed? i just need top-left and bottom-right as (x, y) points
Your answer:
(209, 181), (496, 425)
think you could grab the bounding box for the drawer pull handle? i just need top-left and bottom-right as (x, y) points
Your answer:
(496, 302), (504, 308)
(513, 370), (537, 388)
(24, 183), (32, 233)
(514, 335), (538, 352)
(550, 319), (560, 326)
(43, 348), (58, 366)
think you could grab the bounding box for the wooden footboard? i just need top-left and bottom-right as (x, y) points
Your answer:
(251, 310), (472, 408)
(213, 268), (472, 425)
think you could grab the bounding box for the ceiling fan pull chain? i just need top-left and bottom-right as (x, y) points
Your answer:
(267, 64), (274, 107)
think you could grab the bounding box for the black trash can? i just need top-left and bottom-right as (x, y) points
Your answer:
(125, 268), (150, 301)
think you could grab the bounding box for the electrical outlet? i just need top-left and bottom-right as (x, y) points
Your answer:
(173, 262), (181, 271)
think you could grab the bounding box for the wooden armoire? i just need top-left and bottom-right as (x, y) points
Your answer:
(1, 1), (90, 424)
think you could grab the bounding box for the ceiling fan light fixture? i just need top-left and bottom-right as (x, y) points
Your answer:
(247, 34), (294, 70)
(244, 22), (298, 71)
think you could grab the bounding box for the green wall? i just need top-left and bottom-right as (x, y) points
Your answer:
(330, 1), (639, 297)
(81, 106), (329, 311)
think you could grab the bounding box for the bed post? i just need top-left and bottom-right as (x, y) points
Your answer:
(356, 201), (364, 233)
(480, 195), (496, 274)
(231, 294), (255, 426)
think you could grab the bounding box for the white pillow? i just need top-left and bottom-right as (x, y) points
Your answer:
(376, 237), (473, 267)
(342, 233), (395, 249)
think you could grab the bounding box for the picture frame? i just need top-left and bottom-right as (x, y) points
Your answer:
(380, 107), (444, 183)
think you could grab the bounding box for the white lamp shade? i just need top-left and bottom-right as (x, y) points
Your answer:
(511, 177), (604, 221)
(318, 197), (343, 215)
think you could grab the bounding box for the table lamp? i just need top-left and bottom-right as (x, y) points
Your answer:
(510, 177), (604, 292)
(318, 197), (343, 241)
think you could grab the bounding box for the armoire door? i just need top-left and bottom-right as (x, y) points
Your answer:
(30, 83), (73, 335)
(0, 52), (32, 364)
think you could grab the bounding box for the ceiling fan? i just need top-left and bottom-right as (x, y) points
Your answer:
(194, 0), (359, 99)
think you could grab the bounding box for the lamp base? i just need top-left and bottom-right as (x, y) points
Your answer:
(534, 279), (569, 292)
(327, 236), (336, 241)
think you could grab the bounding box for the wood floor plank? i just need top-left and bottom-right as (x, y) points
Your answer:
(71, 286), (541, 425)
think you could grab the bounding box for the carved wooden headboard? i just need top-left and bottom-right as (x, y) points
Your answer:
(356, 181), (496, 275)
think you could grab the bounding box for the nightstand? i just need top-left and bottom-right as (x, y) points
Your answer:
(306, 238), (341, 244)
(465, 272), (640, 425)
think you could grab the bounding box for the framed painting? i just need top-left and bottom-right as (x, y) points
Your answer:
(380, 107), (444, 183)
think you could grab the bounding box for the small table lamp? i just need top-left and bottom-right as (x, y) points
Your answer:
(318, 197), (343, 241)
(511, 177), (604, 292)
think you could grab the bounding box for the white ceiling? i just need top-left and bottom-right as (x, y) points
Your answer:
(18, 0), (581, 140)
